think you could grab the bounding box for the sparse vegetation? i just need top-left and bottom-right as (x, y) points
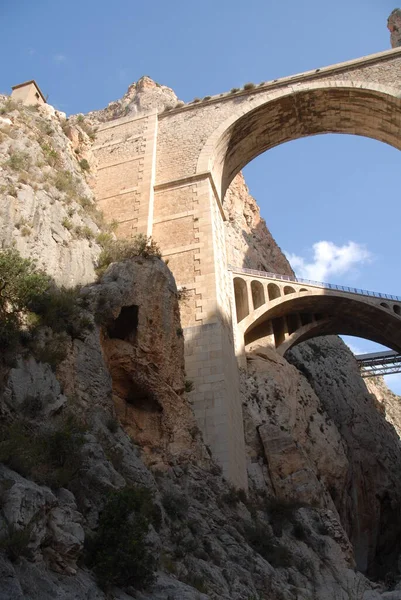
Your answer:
(243, 82), (256, 90)
(230, 87), (240, 93)
(0, 98), (18, 115)
(54, 170), (79, 196)
(79, 158), (90, 171)
(106, 417), (119, 433)
(184, 379), (194, 392)
(0, 523), (33, 562)
(62, 217), (73, 230)
(6, 151), (31, 172)
(0, 415), (86, 488)
(162, 489), (189, 520)
(96, 234), (161, 277)
(41, 142), (60, 167)
(221, 484), (247, 506)
(244, 522), (293, 567)
(86, 487), (159, 590)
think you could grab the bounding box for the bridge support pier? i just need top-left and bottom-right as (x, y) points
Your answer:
(153, 173), (247, 489)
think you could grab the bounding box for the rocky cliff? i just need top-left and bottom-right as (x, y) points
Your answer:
(1, 84), (401, 600)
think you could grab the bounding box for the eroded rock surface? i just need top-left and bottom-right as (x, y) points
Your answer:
(388, 9), (401, 48)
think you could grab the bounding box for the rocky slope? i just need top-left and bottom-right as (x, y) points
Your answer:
(0, 84), (401, 600)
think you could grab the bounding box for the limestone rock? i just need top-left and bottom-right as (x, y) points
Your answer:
(225, 172), (293, 275)
(388, 9), (401, 48)
(0, 466), (84, 573)
(288, 337), (401, 578)
(0, 95), (100, 287)
(88, 76), (181, 122)
(365, 376), (401, 438)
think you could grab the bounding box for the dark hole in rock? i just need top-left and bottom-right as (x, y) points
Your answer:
(125, 381), (163, 413)
(107, 305), (139, 344)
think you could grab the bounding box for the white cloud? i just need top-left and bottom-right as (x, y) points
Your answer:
(286, 241), (371, 282)
(53, 54), (67, 63)
(384, 373), (401, 396)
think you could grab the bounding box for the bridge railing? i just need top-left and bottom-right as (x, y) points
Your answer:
(228, 265), (401, 302)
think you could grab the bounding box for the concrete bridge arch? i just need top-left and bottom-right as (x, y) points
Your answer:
(231, 273), (401, 359)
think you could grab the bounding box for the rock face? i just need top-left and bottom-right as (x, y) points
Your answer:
(87, 76), (181, 123)
(388, 9), (401, 48)
(225, 172), (293, 275)
(84, 257), (208, 468)
(0, 95), (101, 287)
(365, 376), (401, 438)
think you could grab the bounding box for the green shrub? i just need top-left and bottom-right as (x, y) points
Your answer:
(184, 379), (194, 393)
(0, 416), (86, 488)
(106, 417), (119, 433)
(29, 285), (91, 339)
(0, 248), (51, 323)
(7, 152), (31, 172)
(96, 234), (161, 276)
(41, 142), (59, 167)
(62, 217), (73, 230)
(244, 522), (293, 567)
(230, 87), (240, 93)
(54, 170), (79, 195)
(86, 487), (159, 590)
(221, 484), (247, 506)
(0, 523), (33, 561)
(0, 98), (18, 115)
(243, 82), (256, 90)
(79, 158), (90, 171)
(162, 489), (189, 520)
(75, 225), (94, 240)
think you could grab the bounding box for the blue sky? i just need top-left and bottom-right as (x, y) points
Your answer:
(1, 1), (400, 390)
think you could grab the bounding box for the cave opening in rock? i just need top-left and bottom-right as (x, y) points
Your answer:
(107, 305), (139, 344)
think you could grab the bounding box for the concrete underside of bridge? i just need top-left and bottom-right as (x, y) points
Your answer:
(244, 294), (401, 356)
(93, 46), (401, 488)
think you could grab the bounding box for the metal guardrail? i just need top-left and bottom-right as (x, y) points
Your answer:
(356, 351), (401, 378)
(228, 265), (401, 302)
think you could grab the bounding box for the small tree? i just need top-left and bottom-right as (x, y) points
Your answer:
(87, 487), (159, 589)
(0, 248), (51, 331)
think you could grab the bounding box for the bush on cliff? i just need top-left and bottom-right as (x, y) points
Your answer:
(86, 486), (159, 590)
(96, 234), (162, 277)
(0, 248), (93, 363)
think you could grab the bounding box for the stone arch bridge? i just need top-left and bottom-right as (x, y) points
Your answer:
(93, 46), (401, 488)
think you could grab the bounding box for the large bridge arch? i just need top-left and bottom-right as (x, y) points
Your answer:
(196, 80), (401, 201)
(241, 292), (401, 357)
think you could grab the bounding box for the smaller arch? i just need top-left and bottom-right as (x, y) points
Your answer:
(233, 277), (249, 322)
(251, 280), (265, 310)
(284, 286), (296, 296)
(394, 305), (401, 316)
(380, 302), (390, 309)
(300, 288), (308, 293)
(268, 283), (281, 301)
